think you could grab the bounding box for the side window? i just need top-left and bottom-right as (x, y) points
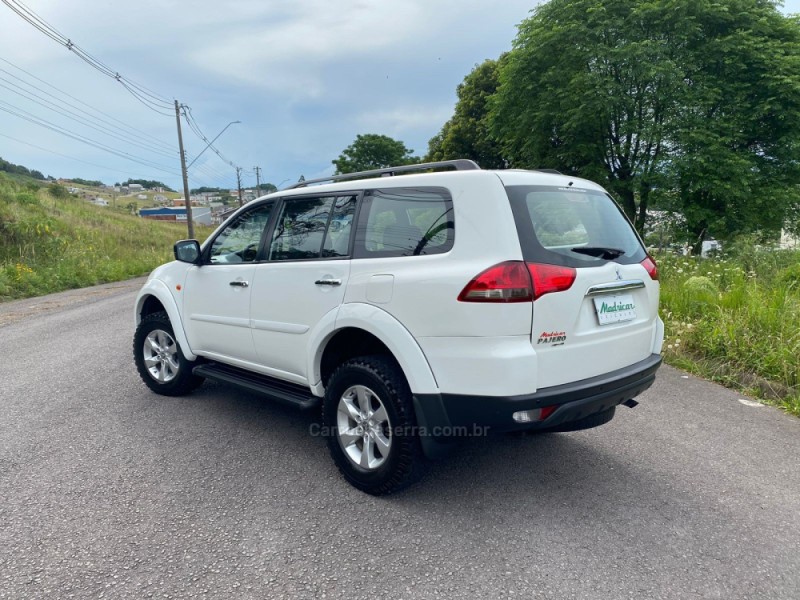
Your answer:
(322, 195), (357, 257)
(354, 187), (454, 258)
(208, 202), (274, 264)
(269, 197), (335, 261)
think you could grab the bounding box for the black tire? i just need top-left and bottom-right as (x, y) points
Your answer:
(133, 311), (203, 396)
(322, 356), (426, 495)
(546, 406), (616, 433)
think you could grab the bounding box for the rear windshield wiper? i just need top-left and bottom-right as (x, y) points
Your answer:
(570, 246), (625, 259)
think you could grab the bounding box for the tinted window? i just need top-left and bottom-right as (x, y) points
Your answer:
(269, 197), (334, 261)
(506, 185), (645, 267)
(208, 202), (274, 264)
(322, 196), (357, 257)
(354, 187), (454, 258)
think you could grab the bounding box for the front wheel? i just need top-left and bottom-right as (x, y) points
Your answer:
(133, 311), (203, 396)
(322, 356), (425, 495)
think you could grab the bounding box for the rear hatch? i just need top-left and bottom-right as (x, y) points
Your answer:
(505, 183), (660, 389)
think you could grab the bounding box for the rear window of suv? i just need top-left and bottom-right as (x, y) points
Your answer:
(505, 185), (646, 267)
(353, 187), (454, 258)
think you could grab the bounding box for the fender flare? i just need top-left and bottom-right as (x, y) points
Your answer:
(134, 279), (197, 361)
(306, 302), (439, 396)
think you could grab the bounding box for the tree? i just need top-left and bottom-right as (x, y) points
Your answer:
(47, 183), (68, 199)
(256, 183), (277, 193)
(333, 134), (418, 174)
(668, 1), (800, 249)
(0, 156), (46, 180)
(125, 179), (174, 192)
(490, 0), (800, 242)
(491, 0), (684, 231)
(426, 57), (506, 168)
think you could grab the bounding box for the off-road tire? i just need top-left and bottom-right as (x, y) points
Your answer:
(322, 356), (426, 495)
(133, 311), (203, 396)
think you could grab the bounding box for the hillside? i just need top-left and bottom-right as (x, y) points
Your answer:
(0, 173), (210, 301)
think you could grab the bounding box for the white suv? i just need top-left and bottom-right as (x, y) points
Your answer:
(133, 160), (663, 494)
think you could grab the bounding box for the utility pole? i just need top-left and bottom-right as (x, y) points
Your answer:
(174, 100), (194, 239)
(254, 166), (261, 195)
(236, 167), (244, 207)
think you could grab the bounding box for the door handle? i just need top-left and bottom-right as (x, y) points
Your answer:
(229, 280), (249, 287)
(315, 278), (342, 286)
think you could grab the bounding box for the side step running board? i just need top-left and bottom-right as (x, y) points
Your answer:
(193, 363), (320, 410)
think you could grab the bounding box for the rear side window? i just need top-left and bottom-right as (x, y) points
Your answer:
(506, 185), (646, 267)
(353, 187), (454, 258)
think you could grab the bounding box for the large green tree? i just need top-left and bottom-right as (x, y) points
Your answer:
(426, 57), (506, 168)
(491, 0), (685, 231)
(669, 0), (800, 248)
(332, 134), (418, 174)
(490, 0), (800, 240)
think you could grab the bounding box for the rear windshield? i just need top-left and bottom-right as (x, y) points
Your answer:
(505, 185), (645, 267)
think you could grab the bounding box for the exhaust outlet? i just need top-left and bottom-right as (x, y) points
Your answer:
(622, 399), (639, 408)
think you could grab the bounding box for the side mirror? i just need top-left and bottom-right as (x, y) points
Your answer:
(174, 239), (201, 264)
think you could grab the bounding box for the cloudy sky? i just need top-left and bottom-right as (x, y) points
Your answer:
(1, 0), (799, 191)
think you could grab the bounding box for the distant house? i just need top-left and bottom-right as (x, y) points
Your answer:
(153, 194), (168, 204)
(139, 206), (212, 226)
(128, 183), (144, 192)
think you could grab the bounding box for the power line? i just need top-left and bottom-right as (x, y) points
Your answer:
(0, 99), (180, 176)
(183, 105), (240, 169)
(0, 132), (178, 180)
(0, 76), (178, 160)
(1, 0), (174, 115)
(0, 57), (177, 154)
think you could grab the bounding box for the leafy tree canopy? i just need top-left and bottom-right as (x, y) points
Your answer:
(68, 177), (104, 187)
(124, 178), (174, 191)
(190, 186), (227, 194)
(490, 0), (800, 244)
(427, 57), (506, 169)
(0, 156), (46, 180)
(256, 183), (277, 193)
(333, 134), (418, 174)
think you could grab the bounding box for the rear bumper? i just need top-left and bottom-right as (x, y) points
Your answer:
(413, 353), (662, 456)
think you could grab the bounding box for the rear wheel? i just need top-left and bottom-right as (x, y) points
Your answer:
(133, 311), (203, 396)
(323, 356), (425, 495)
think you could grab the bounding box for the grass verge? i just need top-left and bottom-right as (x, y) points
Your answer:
(656, 245), (800, 417)
(0, 174), (211, 301)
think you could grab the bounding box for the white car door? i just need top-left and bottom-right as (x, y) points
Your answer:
(249, 194), (356, 382)
(183, 201), (275, 364)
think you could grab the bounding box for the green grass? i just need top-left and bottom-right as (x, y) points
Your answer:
(657, 246), (800, 416)
(0, 174), (211, 301)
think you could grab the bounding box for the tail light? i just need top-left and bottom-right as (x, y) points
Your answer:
(458, 261), (576, 303)
(641, 256), (659, 280)
(527, 263), (576, 301)
(458, 261), (532, 302)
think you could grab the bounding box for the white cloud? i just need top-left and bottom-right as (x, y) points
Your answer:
(0, 0), (536, 187)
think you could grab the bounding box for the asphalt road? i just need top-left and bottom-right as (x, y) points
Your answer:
(1, 280), (798, 599)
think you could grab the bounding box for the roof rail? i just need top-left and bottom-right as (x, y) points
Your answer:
(287, 159), (481, 189)
(534, 168), (563, 175)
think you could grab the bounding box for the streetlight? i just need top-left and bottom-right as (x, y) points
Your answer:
(187, 120), (241, 169)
